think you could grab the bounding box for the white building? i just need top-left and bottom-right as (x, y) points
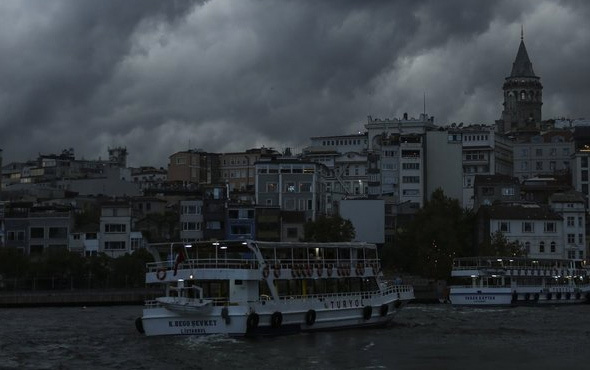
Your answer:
(549, 192), (586, 260)
(179, 199), (204, 242)
(99, 202), (133, 258)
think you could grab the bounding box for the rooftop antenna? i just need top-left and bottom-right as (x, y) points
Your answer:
(423, 92), (426, 117)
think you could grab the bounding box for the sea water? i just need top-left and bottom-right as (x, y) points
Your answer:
(1, 304), (589, 369)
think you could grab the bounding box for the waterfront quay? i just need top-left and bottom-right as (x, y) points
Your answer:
(0, 288), (162, 307)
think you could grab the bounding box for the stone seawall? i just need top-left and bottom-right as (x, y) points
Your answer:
(0, 288), (163, 307)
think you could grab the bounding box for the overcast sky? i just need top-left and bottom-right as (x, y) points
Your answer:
(1, 0), (590, 168)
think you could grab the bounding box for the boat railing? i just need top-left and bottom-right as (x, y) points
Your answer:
(273, 285), (412, 303)
(147, 258), (381, 273)
(147, 258), (260, 272)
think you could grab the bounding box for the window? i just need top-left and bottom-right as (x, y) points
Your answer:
(482, 187), (494, 196)
(567, 234), (575, 244)
(524, 242), (530, 253)
(230, 225), (251, 235)
(550, 242), (556, 253)
(176, 157), (186, 165)
(539, 241), (545, 253)
(550, 161), (556, 171)
(48, 227), (67, 239)
(521, 162), (528, 171)
(285, 182), (296, 192)
(501, 187), (515, 196)
(535, 148), (543, 156)
(499, 221), (510, 232)
(544, 222), (556, 233)
(30, 227), (44, 239)
(402, 176), (420, 183)
(535, 162), (543, 171)
(105, 224), (126, 233)
(182, 222), (197, 231)
(550, 148), (556, 156)
(402, 163), (420, 170)
(284, 198), (296, 210)
(579, 217), (584, 227)
(286, 228), (298, 238)
(583, 171), (588, 182)
(567, 217), (575, 227)
(182, 205), (197, 214)
(521, 148), (529, 157)
(579, 234), (584, 244)
(568, 250), (576, 259)
(563, 148), (570, 156)
(266, 183), (278, 192)
(206, 221), (221, 230)
(522, 222), (534, 233)
(299, 183), (312, 192)
(105, 241), (126, 250)
(579, 251), (584, 260)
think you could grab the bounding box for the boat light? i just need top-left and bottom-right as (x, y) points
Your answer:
(497, 259), (502, 262)
(178, 279), (184, 282)
(491, 275), (497, 278)
(212, 242), (220, 246)
(189, 275), (194, 279)
(185, 244), (192, 248)
(470, 275), (476, 278)
(242, 242), (247, 245)
(220, 245), (228, 250)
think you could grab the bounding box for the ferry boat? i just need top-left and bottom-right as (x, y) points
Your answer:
(135, 240), (414, 336)
(449, 256), (590, 306)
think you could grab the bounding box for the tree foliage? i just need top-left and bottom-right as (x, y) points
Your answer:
(388, 188), (474, 280)
(303, 215), (355, 242)
(478, 230), (526, 257)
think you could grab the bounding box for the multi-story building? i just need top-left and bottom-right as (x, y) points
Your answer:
(3, 203), (72, 255)
(226, 204), (255, 240)
(425, 130), (463, 204)
(68, 225), (99, 256)
(549, 191), (586, 260)
(303, 133), (368, 215)
(167, 150), (221, 185)
(473, 174), (521, 211)
(255, 206), (281, 241)
(512, 130), (574, 182)
(179, 199), (204, 242)
(458, 125), (513, 209)
(99, 202), (133, 258)
(220, 147), (280, 194)
(255, 158), (327, 222)
(202, 185), (227, 241)
(478, 203), (563, 259)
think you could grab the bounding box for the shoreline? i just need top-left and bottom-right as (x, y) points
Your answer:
(0, 288), (163, 308)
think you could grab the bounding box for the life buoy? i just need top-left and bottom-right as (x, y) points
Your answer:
(380, 303), (389, 317)
(316, 265), (323, 277)
(271, 311), (283, 329)
(337, 266), (342, 277)
(327, 264), (333, 277)
(247, 312), (259, 330)
(362, 305), (372, 320)
(345, 265), (351, 276)
(305, 309), (316, 326)
(355, 263), (365, 276)
(306, 265), (312, 277)
(273, 264), (281, 279)
(262, 265), (270, 279)
(156, 268), (167, 281)
(291, 265), (297, 278)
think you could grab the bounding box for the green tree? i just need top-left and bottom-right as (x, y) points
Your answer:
(479, 230), (526, 257)
(303, 215), (355, 242)
(391, 188), (474, 279)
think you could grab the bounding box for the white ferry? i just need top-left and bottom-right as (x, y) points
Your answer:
(449, 257), (590, 306)
(135, 240), (414, 336)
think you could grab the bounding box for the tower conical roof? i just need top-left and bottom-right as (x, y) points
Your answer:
(510, 39), (537, 77)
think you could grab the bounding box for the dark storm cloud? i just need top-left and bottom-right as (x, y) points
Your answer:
(1, 0), (590, 167)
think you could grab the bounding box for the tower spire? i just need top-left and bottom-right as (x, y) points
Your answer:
(521, 24), (523, 41)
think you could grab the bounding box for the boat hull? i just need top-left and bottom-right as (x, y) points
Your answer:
(450, 286), (590, 306)
(139, 292), (413, 336)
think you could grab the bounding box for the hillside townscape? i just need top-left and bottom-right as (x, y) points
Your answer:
(1, 33), (589, 289)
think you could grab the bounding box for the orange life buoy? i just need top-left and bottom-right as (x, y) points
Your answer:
(262, 265), (270, 278)
(316, 264), (323, 277)
(306, 265), (312, 277)
(327, 264), (333, 277)
(273, 264), (281, 278)
(156, 268), (167, 280)
(291, 265), (297, 278)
